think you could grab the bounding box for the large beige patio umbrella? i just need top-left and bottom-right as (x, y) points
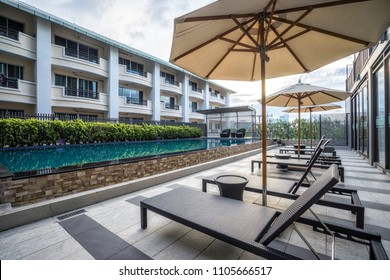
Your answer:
(261, 82), (351, 157)
(169, 0), (390, 206)
(283, 103), (342, 147)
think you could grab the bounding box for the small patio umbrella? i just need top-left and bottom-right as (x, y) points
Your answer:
(169, 0), (390, 206)
(260, 82), (350, 157)
(283, 104), (342, 147)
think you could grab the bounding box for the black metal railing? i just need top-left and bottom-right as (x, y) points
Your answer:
(65, 88), (99, 100)
(126, 97), (148, 106)
(127, 69), (148, 78)
(64, 48), (99, 64)
(0, 26), (19, 40)
(164, 103), (180, 110)
(0, 77), (18, 89)
(164, 79), (180, 87)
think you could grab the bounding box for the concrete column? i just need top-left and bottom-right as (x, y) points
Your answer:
(107, 46), (119, 119)
(203, 81), (209, 110)
(181, 74), (189, 122)
(35, 18), (52, 114)
(225, 92), (231, 107)
(151, 62), (161, 121)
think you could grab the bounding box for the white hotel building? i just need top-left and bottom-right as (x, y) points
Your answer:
(0, 0), (234, 123)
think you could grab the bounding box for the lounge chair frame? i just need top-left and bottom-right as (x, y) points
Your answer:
(140, 165), (387, 260)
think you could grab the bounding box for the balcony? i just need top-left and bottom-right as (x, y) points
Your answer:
(189, 87), (204, 100)
(51, 45), (109, 77)
(118, 97), (153, 115)
(209, 92), (226, 105)
(0, 78), (36, 104)
(189, 109), (205, 121)
(51, 86), (108, 112)
(160, 77), (182, 95)
(346, 49), (369, 92)
(0, 28), (36, 59)
(160, 102), (182, 118)
(118, 65), (153, 88)
(64, 88), (99, 100)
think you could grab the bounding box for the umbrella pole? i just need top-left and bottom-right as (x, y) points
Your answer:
(260, 16), (267, 207)
(310, 110), (312, 148)
(261, 60), (267, 206)
(298, 99), (301, 159)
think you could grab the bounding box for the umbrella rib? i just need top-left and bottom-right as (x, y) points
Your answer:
(172, 17), (256, 62)
(273, 0), (370, 14)
(206, 20), (258, 78)
(268, 29), (311, 51)
(264, 0), (277, 43)
(269, 24), (309, 72)
(217, 37), (258, 52)
(232, 17), (260, 49)
(272, 16), (370, 46)
(268, 8), (313, 47)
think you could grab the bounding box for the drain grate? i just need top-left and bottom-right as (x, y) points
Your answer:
(57, 209), (86, 221)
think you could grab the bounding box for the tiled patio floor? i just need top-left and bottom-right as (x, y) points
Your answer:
(1, 147), (389, 260)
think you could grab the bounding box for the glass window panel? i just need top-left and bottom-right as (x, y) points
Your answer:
(8, 19), (23, 32)
(375, 66), (385, 165)
(54, 36), (66, 47)
(67, 77), (77, 89)
(55, 74), (66, 86)
(0, 16), (7, 27)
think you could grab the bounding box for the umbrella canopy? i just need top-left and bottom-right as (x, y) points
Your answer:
(169, 0), (390, 206)
(261, 82), (351, 155)
(283, 104), (342, 147)
(283, 104), (342, 114)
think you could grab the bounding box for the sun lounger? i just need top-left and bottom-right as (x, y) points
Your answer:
(201, 172), (364, 228)
(140, 165), (387, 260)
(251, 157), (345, 182)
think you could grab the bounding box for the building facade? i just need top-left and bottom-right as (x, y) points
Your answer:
(346, 27), (389, 174)
(0, 0), (234, 123)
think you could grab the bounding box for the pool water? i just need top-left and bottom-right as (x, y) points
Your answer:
(0, 138), (253, 174)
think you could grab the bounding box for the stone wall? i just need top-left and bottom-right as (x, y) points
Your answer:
(0, 142), (261, 206)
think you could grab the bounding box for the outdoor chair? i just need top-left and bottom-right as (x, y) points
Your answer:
(252, 140), (345, 182)
(235, 128), (246, 138)
(202, 144), (364, 228)
(220, 129), (231, 138)
(140, 165), (387, 260)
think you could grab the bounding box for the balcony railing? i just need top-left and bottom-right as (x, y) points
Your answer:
(64, 48), (99, 64)
(0, 77), (18, 89)
(65, 88), (99, 100)
(165, 103), (180, 110)
(126, 69), (148, 78)
(190, 87), (203, 93)
(0, 26), (19, 40)
(164, 79), (180, 87)
(126, 97), (148, 106)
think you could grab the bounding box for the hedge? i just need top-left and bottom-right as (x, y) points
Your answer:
(0, 119), (203, 147)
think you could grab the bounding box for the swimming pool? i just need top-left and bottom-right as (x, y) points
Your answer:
(0, 138), (254, 175)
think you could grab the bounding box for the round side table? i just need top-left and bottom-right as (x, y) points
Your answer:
(214, 175), (248, 201)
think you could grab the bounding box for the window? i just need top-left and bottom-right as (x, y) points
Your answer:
(119, 58), (145, 76)
(160, 71), (175, 85)
(0, 62), (23, 89)
(54, 35), (99, 63)
(118, 87), (145, 105)
(374, 66), (385, 165)
(55, 74), (66, 87)
(0, 62), (23, 79)
(54, 74), (98, 99)
(0, 16), (24, 40)
(189, 81), (198, 91)
(189, 101), (198, 112)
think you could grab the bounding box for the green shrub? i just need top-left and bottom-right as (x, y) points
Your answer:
(0, 119), (203, 147)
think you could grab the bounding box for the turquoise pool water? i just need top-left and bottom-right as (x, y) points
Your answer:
(0, 138), (253, 175)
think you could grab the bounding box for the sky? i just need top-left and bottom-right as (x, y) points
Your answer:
(19, 0), (353, 118)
